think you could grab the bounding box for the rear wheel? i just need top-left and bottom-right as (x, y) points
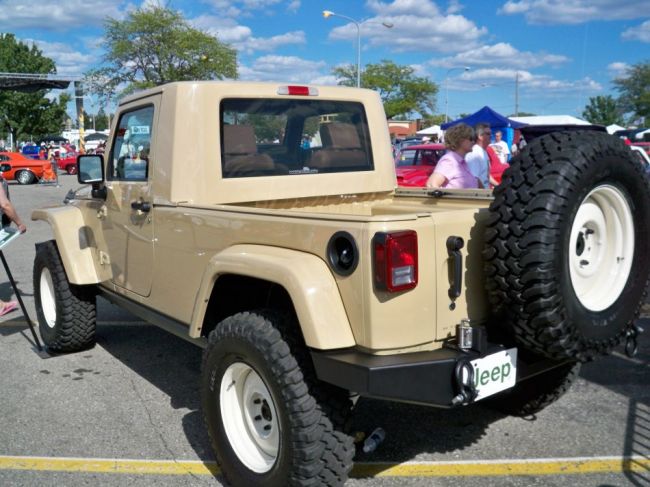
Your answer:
(201, 311), (354, 487)
(33, 241), (96, 352)
(16, 170), (35, 185)
(66, 164), (77, 175)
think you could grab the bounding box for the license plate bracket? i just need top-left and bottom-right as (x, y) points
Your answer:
(470, 348), (517, 401)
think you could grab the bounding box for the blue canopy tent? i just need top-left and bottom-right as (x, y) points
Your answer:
(441, 106), (527, 159)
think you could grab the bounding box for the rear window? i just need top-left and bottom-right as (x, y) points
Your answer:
(220, 98), (373, 178)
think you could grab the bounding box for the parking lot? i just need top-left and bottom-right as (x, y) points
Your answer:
(0, 175), (648, 486)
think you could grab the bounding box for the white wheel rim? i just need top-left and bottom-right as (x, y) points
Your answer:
(569, 184), (634, 311)
(39, 268), (57, 328)
(220, 362), (279, 473)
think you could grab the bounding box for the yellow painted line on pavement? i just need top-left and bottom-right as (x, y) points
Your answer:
(0, 455), (647, 477)
(0, 456), (219, 476)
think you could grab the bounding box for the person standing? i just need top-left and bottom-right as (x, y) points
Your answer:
(426, 123), (480, 189)
(0, 176), (26, 316)
(490, 130), (510, 163)
(465, 123), (491, 188)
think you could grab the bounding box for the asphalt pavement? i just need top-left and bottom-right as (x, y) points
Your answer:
(0, 175), (648, 487)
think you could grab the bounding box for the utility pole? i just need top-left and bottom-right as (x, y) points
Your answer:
(514, 71), (519, 117)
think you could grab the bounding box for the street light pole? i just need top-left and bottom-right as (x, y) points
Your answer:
(444, 66), (470, 123)
(323, 10), (393, 88)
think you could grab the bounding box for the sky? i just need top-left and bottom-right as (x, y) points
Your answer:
(2, 0), (650, 122)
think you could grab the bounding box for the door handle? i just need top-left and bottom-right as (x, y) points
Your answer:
(131, 200), (151, 213)
(446, 236), (464, 309)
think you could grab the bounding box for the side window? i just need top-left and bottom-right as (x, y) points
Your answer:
(108, 105), (154, 181)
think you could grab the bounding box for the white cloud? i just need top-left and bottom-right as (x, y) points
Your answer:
(622, 20), (650, 43)
(607, 62), (630, 76)
(430, 43), (569, 70)
(203, 0), (300, 16)
(461, 68), (602, 93)
(327, 0), (486, 54)
(25, 38), (96, 77)
(238, 55), (327, 83)
(446, 0), (463, 15)
(0, 0), (123, 29)
(499, 0), (650, 25)
(192, 14), (305, 54)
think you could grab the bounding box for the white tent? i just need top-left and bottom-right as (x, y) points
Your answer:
(416, 125), (442, 136)
(510, 115), (591, 126)
(606, 124), (626, 134)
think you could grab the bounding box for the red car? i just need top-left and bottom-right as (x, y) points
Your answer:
(57, 153), (79, 174)
(0, 151), (50, 184)
(395, 143), (446, 187)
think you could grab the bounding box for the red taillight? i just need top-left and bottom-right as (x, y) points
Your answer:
(373, 231), (418, 292)
(277, 85), (319, 96)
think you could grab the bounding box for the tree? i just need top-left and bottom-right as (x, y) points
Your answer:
(613, 60), (650, 125)
(582, 95), (623, 125)
(333, 60), (438, 119)
(0, 34), (70, 146)
(84, 5), (237, 102)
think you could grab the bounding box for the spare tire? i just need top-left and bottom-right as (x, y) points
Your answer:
(484, 131), (650, 362)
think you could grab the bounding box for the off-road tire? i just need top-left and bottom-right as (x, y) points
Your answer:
(201, 310), (354, 487)
(485, 361), (581, 416)
(33, 240), (97, 352)
(484, 131), (650, 362)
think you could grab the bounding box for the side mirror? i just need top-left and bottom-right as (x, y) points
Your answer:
(77, 155), (104, 184)
(0, 164), (11, 172)
(77, 154), (107, 199)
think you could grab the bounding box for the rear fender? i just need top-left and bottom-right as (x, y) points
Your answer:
(190, 244), (355, 350)
(31, 206), (106, 284)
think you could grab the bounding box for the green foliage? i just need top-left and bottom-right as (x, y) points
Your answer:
(613, 61), (649, 125)
(84, 5), (238, 102)
(582, 95), (623, 125)
(0, 34), (70, 146)
(333, 60), (438, 119)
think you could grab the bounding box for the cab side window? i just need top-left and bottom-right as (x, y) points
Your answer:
(109, 105), (154, 181)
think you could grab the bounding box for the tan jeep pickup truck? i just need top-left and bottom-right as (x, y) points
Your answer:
(32, 81), (650, 486)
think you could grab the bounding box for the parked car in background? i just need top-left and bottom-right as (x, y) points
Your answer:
(630, 145), (650, 173)
(631, 142), (650, 156)
(395, 143), (446, 187)
(0, 152), (49, 184)
(56, 153), (79, 174)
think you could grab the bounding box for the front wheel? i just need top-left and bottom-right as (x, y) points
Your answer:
(201, 311), (354, 487)
(33, 241), (97, 352)
(66, 164), (77, 175)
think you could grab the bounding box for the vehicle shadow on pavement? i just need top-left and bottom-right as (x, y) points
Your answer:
(579, 317), (649, 486)
(351, 398), (501, 465)
(95, 323), (218, 465)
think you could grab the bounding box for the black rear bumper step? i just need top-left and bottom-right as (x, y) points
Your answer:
(311, 345), (569, 408)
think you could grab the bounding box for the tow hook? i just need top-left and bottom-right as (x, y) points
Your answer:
(625, 323), (644, 358)
(451, 358), (477, 406)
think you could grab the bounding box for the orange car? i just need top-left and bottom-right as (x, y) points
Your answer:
(0, 151), (50, 184)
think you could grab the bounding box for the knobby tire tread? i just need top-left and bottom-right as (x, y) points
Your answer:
(34, 240), (96, 352)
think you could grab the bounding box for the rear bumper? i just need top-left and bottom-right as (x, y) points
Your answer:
(311, 346), (489, 408)
(311, 345), (564, 408)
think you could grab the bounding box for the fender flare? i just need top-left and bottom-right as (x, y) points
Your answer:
(190, 244), (356, 350)
(31, 206), (104, 284)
